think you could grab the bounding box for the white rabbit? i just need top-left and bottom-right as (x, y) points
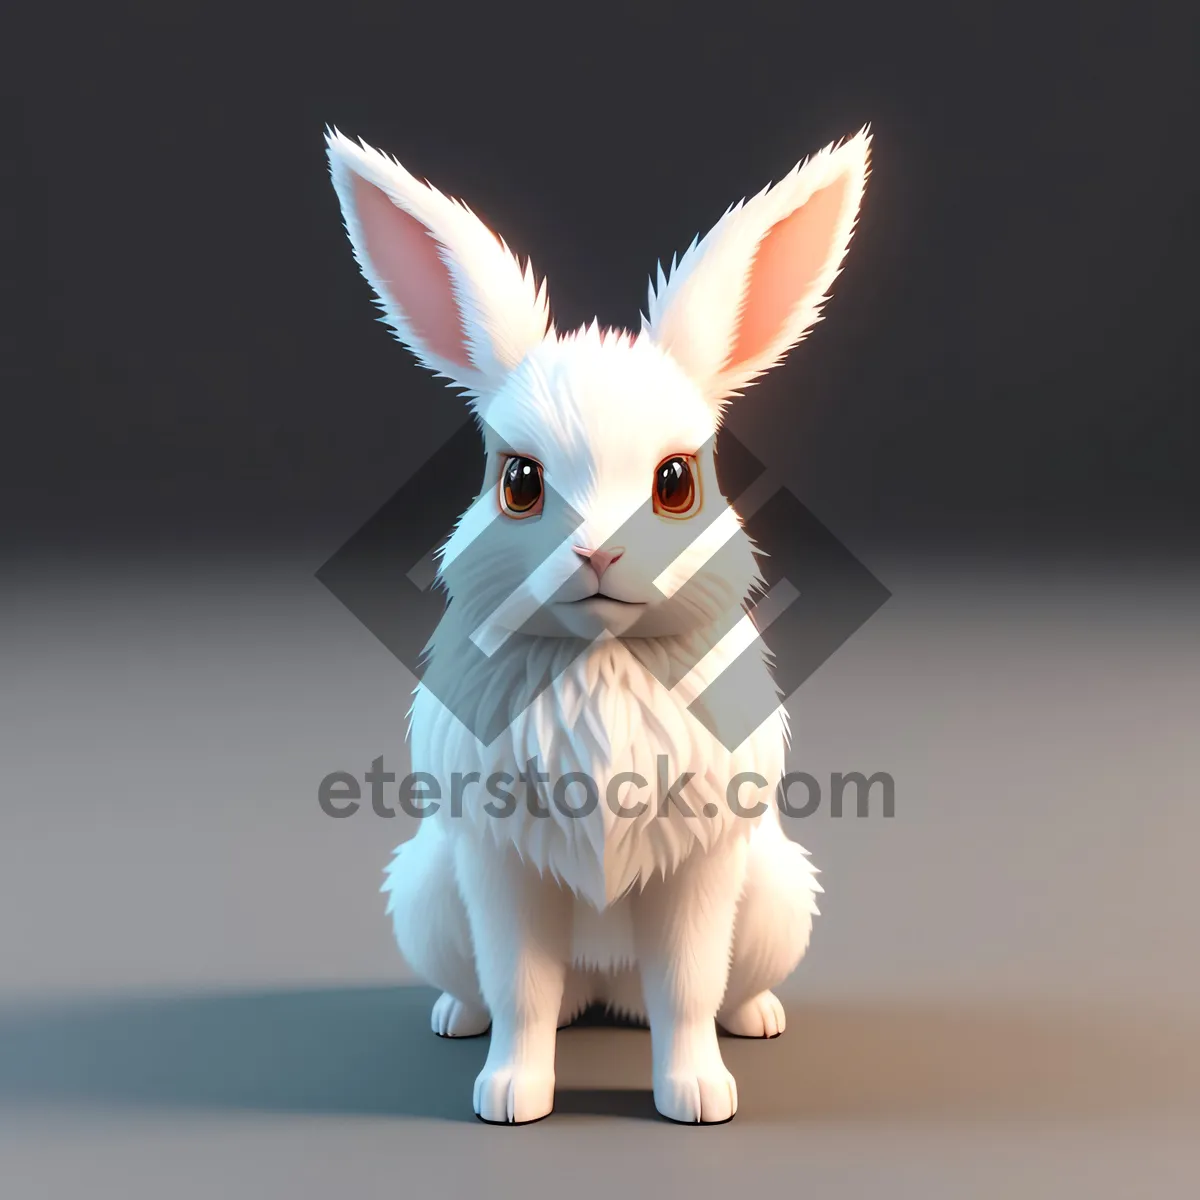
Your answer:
(326, 126), (870, 1124)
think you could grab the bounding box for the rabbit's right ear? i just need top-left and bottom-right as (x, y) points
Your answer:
(326, 130), (553, 403)
(642, 128), (871, 412)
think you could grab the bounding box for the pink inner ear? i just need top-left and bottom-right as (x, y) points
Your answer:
(353, 175), (470, 367)
(729, 175), (850, 368)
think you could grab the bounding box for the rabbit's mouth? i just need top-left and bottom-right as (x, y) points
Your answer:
(568, 593), (645, 608)
(548, 594), (650, 638)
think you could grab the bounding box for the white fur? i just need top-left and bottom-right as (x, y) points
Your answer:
(327, 129), (552, 400)
(328, 126), (868, 1123)
(643, 127), (871, 409)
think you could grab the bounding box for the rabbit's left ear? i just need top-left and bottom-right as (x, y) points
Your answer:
(642, 128), (871, 410)
(326, 130), (553, 403)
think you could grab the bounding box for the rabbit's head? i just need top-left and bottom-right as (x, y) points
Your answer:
(327, 129), (870, 648)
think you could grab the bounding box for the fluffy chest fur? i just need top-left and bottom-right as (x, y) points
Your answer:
(410, 629), (786, 909)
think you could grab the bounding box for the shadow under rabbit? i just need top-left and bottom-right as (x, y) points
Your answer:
(1, 985), (1196, 1126)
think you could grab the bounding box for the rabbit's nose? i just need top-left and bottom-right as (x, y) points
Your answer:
(574, 546), (626, 581)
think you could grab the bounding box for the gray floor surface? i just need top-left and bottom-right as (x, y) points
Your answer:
(3, 552), (1198, 1197)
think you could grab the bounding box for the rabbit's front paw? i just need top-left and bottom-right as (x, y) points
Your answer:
(473, 1063), (555, 1124)
(654, 1064), (738, 1124)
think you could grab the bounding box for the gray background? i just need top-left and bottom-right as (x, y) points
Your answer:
(5, 2), (1200, 1196)
(4, 557), (1199, 1196)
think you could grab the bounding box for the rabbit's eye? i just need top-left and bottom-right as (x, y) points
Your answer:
(653, 455), (700, 518)
(500, 455), (544, 518)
